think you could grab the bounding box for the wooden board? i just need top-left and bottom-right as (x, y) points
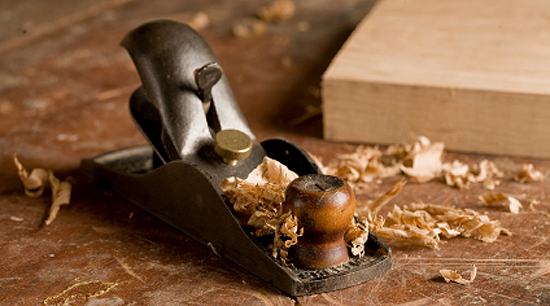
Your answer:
(322, 0), (550, 158)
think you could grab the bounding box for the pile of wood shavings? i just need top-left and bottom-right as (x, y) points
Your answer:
(319, 136), (544, 192)
(14, 155), (72, 226)
(221, 157), (369, 264)
(316, 136), (444, 191)
(221, 157), (299, 263)
(316, 136), (545, 248)
(363, 190), (511, 249)
(222, 136), (545, 260)
(221, 156), (508, 255)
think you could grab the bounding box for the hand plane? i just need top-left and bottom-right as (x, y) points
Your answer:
(81, 20), (391, 296)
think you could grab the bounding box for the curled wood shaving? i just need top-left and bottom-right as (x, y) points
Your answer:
(515, 163), (544, 183)
(358, 178), (407, 221)
(399, 136), (444, 183)
(441, 160), (469, 189)
(440, 265), (477, 285)
(345, 218), (369, 257)
(221, 157), (302, 262)
(258, 0), (296, 23)
(273, 211), (303, 265)
(442, 159), (503, 190)
(14, 155), (72, 226)
(479, 193), (523, 214)
(473, 160), (504, 190)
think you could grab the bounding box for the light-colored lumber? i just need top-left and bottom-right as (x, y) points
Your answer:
(322, 0), (550, 158)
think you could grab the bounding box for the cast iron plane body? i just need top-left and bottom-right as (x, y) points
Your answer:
(81, 20), (391, 296)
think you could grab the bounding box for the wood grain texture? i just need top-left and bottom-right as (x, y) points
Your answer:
(323, 0), (550, 158)
(1, 0), (550, 305)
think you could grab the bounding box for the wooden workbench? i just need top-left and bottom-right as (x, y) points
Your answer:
(1, 0), (549, 305)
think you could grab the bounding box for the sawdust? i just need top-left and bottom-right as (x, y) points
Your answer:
(14, 155), (72, 226)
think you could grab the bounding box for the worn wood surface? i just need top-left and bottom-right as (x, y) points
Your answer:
(1, 0), (549, 305)
(323, 0), (550, 158)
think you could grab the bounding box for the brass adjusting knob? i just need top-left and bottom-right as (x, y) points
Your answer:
(214, 129), (253, 165)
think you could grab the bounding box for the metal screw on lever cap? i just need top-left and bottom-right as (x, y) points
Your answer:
(214, 129), (253, 166)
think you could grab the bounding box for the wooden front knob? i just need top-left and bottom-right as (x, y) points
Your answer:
(283, 174), (355, 269)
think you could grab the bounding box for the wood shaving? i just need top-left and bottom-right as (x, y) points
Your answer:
(188, 11), (210, 30)
(319, 136), (442, 191)
(43, 280), (122, 306)
(515, 163), (545, 183)
(479, 193), (523, 214)
(257, 0), (296, 23)
(399, 136), (444, 183)
(345, 218), (369, 257)
(440, 265), (477, 285)
(221, 157), (302, 262)
(318, 136), (512, 191)
(442, 159), (503, 190)
(222, 136), (513, 259)
(14, 155), (72, 226)
(318, 145), (400, 191)
(357, 178), (407, 221)
(207, 242), (220, 257)
(221, 156), (369, 263)
(364, 195), (509, 249)
(232, 18), (266, 38)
